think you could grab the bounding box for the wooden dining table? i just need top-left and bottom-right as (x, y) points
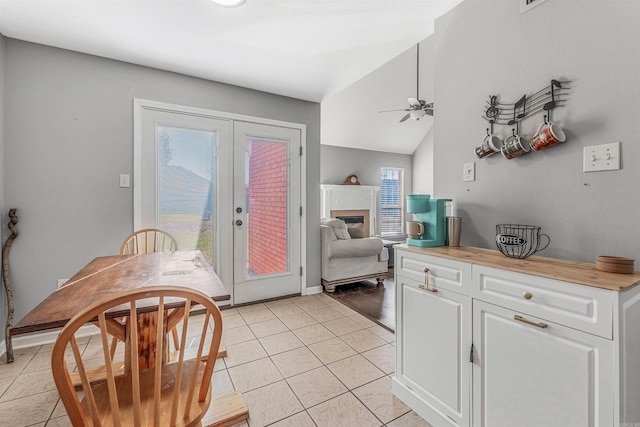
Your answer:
(11, 250), (229, 335)
(10, 250), (248, 427)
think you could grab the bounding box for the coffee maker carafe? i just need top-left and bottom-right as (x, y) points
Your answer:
(406, 194), (451, 247)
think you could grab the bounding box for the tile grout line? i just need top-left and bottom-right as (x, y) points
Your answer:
(233, 297), (395, 426)
(3, 293), (401, 426)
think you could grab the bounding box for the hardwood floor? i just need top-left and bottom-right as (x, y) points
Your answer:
(325, 269), (395, 332)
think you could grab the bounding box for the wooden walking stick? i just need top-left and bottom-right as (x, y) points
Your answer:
(3, 209), (18, 363)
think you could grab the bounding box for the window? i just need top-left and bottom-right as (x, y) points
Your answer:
(380, 168), (405, 237)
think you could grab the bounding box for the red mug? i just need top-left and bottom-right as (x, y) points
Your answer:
(529, 122), (566, 151)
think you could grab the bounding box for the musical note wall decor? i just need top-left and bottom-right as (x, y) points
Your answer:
(482, 79), (570, 126)
(478, 78), (572, 160)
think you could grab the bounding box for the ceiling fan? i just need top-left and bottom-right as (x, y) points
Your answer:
(379, 43), (434, 122)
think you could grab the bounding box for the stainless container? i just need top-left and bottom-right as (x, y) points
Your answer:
(447, 217), (461, 247)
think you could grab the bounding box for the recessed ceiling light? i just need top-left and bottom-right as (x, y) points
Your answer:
(210, 0), (246, 7)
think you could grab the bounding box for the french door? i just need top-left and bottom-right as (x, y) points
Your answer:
(232, 122), (301, 303)
(134, 100), (303, 305)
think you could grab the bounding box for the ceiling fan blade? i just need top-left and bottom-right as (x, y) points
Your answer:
(399, 113), (411, 123)
(408, 98), (421, 108)
(424, 109), (434, 116)
(378, 108), (409, 113)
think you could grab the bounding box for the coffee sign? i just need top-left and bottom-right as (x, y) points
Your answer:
(496, 234), (526, 246)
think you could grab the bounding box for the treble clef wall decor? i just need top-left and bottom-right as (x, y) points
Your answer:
(3, 208), (19, 363)
(477, 78), (572, 160)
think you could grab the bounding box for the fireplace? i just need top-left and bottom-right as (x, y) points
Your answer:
(332, 210), (370, 237)
(335, 215), (365, 224)
(321, 185), (380, 236)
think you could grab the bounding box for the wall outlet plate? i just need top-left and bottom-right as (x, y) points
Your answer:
(583, 142), (621, 172)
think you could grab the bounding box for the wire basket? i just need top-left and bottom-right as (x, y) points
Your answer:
(495, 224), (550, 259)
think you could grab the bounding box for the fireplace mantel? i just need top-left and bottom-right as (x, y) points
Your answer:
(320, 184), (380, 236)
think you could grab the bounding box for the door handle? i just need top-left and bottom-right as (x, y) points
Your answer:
(236, 207), (243, 213)
(235, 220), (243, 226)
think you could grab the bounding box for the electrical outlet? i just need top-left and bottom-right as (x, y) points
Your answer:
(119, 173), (130, 188)
(463, 162), (475, 182)
(583, 142), (620, 172)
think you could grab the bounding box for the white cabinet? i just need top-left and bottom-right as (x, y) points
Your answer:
(394, 252), (472, 427)
(472, 300), (613, 427)
(394, 274), (471, 427)
(394, 246), (640, 427)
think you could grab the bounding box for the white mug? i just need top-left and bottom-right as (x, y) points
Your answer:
(475, 134), (502, 158)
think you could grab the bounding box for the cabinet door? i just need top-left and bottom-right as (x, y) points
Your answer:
(395, 274), (471, 427)
(472, 301), (614, 427)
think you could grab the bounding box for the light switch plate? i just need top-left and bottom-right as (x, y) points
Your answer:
(463, 162), (475, 182)
(583, 142), (621, 172)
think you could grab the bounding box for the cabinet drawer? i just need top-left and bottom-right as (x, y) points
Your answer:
(396, 249), (471, 294)
(472, 265), (613, 339)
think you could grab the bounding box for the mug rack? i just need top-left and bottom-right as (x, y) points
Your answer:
(479, 78), (571, 159)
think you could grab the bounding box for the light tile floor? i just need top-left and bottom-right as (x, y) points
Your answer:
(0, 292), (433, 427)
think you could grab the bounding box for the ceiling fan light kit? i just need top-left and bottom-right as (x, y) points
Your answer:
(410, 109), (426, 120)
(209, 0), (247, 7)
(379, 43), (434, 123)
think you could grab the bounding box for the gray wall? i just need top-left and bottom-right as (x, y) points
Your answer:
(1, 38), (321, 341)
(414, 0), (640, 263)
(321, 145), (412, 193)
(412, 126), (434, 195)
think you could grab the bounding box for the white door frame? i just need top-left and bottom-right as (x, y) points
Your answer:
(133, 98), (308, 303)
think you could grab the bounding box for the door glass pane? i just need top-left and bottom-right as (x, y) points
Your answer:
(157, 125), (215, 265)
(245, 138), (288, 278)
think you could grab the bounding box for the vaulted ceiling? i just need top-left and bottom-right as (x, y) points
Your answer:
(0, 0), (462, 153)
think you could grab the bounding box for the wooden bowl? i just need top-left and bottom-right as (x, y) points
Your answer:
(596, 256), (635, 274)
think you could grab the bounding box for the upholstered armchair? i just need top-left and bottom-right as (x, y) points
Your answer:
(320, 218), (389, 292)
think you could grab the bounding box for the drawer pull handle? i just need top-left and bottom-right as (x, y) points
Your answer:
(523, 292), (533, 300)
(419, 268), (438, 293)
(514, 315), (547, 329)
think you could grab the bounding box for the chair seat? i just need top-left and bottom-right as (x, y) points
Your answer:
(83, 359), (210, 427)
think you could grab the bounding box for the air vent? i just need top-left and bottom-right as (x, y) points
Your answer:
(520, 0), (549, 14)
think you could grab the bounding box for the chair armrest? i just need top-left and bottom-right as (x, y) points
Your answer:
(327, 238), (383, 259)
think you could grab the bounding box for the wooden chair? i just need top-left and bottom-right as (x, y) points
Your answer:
(51, 286), (223, 427)
(119, 229), (180, 354)
(120, 228), (179, 255)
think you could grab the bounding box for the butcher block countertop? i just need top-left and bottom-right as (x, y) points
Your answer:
(395, 244), (640, 291)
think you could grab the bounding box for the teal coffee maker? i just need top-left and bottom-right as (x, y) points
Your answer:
(406, 194), (451, 247)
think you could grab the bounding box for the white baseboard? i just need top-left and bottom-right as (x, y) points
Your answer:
(1, 324), (99, 358)
(306, 285), (323, 295)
